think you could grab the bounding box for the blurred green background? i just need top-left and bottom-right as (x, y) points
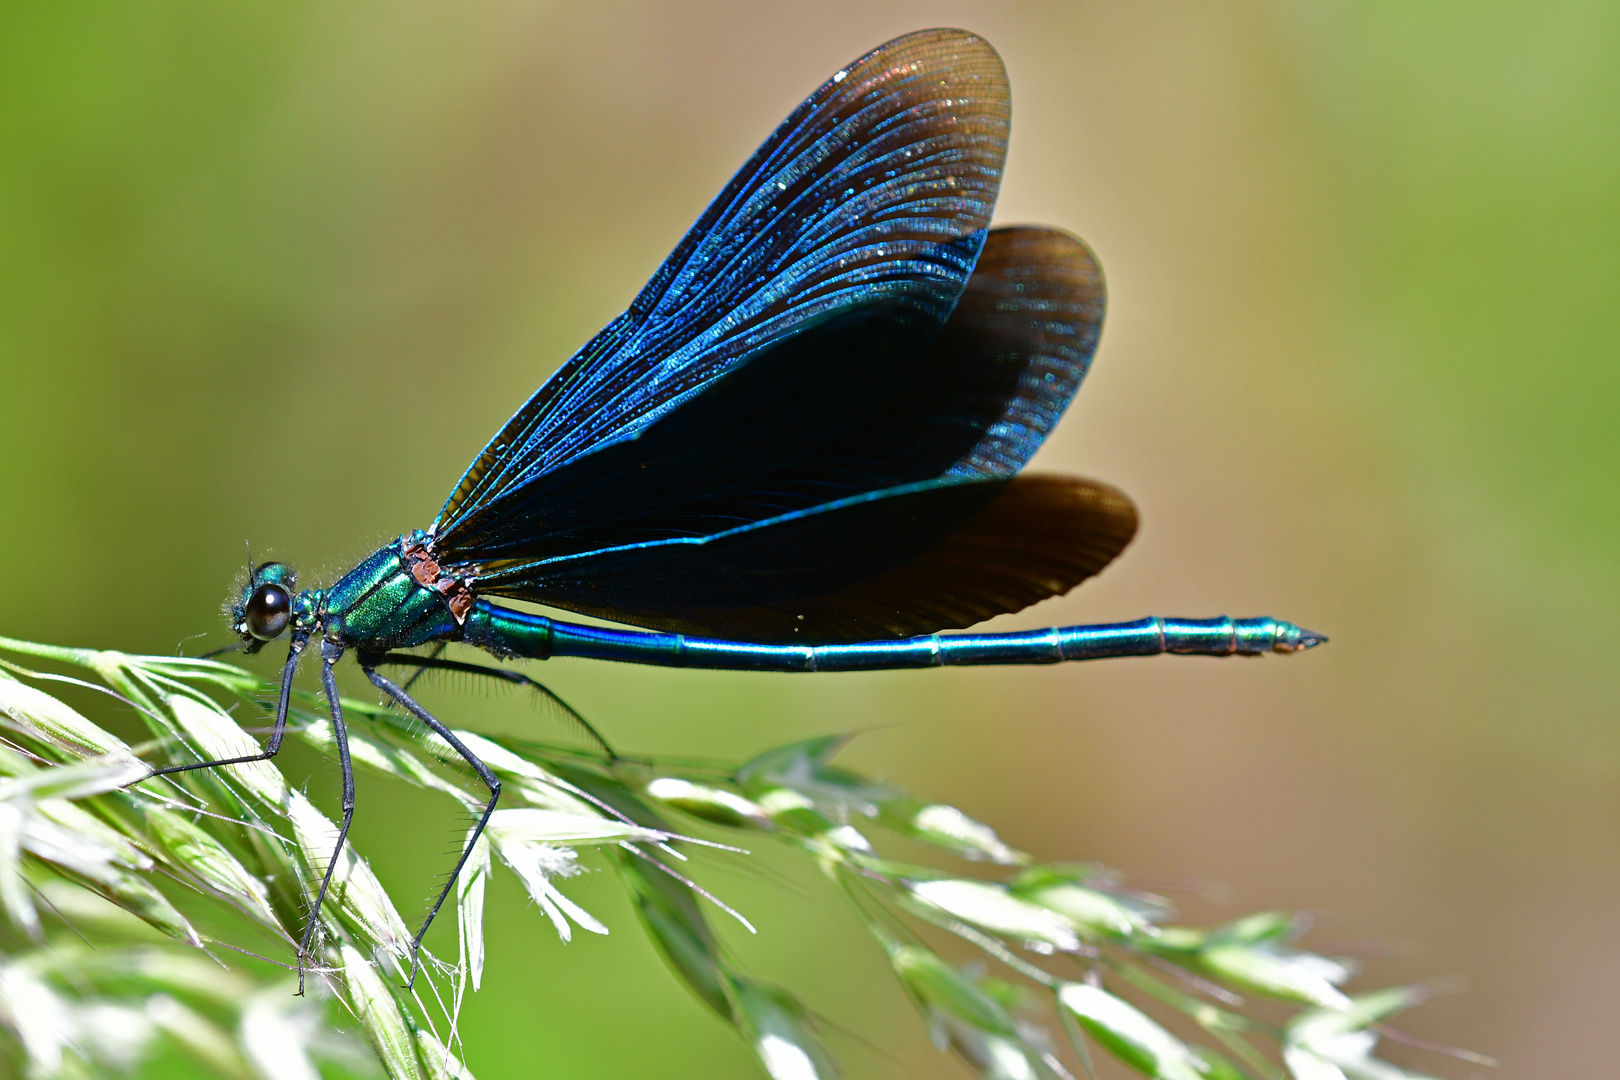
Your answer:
(1, 1), (1615, 1076)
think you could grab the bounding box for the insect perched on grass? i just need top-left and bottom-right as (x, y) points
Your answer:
(149, 28), (1325, 986)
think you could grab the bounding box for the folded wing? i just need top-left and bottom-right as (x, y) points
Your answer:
(432, 29), (1123, 642)
(460, 227), (1119, 639)
(484, 474), (1137, 643)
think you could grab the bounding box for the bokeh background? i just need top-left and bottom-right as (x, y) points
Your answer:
(2, 1), (1616, 1077)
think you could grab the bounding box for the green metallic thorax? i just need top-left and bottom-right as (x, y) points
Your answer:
(297, 538), (462, 654)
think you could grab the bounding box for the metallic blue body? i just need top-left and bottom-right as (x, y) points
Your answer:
(463, 599), (1315, 670)
(307, 538), (1319, 670)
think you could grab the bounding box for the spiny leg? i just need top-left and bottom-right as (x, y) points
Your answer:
(146, 632), (309, 781)
(362, 663), (501, 989)
(372, 651), (616, 758)
(298, 638), (356, 996)
(398, 641), (446, 693)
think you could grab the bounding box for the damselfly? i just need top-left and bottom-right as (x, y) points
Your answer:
(150, 29), (1324, 986)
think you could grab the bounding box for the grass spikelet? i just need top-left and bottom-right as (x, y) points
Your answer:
(0, 636), (1470, 1080)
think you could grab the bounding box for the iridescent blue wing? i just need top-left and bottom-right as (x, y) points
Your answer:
(446, 226), (1105, 568)
(475, 474), (1137, 643)
(435, 29), (1011, 550)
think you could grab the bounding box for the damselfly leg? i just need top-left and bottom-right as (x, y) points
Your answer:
(398, 642), (447, 693)
(371, 651), (615, 758)
(140, 633), (340, 993)
(146, 633), (307, 780)
(361, 664), (501, 988)
(295, 639), (356, 995)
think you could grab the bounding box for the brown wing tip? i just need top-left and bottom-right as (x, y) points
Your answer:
(867, 27), (1002, 62)
(839, 28), (1009, 106)
(1022, 471), (1140, 548)
(982, 226), (1104, 287)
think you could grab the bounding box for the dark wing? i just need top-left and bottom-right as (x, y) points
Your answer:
(485, 474), (1137, 643)
(932, 226), (1105, 477)
(435, 29), (1011, 551)
(450, 226), (1107, 568)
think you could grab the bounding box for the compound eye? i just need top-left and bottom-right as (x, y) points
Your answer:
(244, 583), (292, 641)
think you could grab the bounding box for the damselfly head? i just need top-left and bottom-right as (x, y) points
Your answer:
(233, 561), (297, 651)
